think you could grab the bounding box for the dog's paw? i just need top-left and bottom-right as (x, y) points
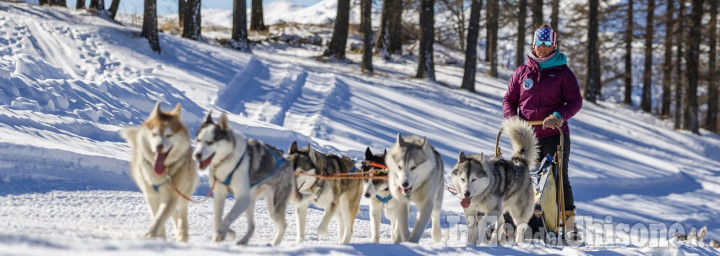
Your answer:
(213, 231), (227, 242)
(317, 228), (329, 238)
(236, 238), (249, 246)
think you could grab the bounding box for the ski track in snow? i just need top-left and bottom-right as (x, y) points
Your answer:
(0, 2), (719, 255)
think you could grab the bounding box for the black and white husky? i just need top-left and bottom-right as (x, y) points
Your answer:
(361, 147), (406, 243)
(451, 117), (538, 245)
(288, 142), (363, 244)
(193, 112), (296, 246)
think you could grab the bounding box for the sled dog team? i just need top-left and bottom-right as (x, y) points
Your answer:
(121, 103), (538, 245)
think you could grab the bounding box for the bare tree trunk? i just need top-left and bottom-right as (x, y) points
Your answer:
(182, 0), (202, 40)
(141, 0), (161, 53)
(623, 0), (633, 105)
(516, 0), (527, 69)
(584, 0), (601, 103)
(551, 0), (560, 31)
(487, 0), (498, 77)
(250, 0), (266, 31)
(376, 0), (392, 59)
(461, 0), (483, 92)
(707, 0), (718, 132)
(376, 0), (403, 59)
(361, 0), (373, 74)
(641, 0), (655, 112)
(416, 0), (435, 81)
(456, 0), (466, 51)
(232, 0), (250, 51)
(89, 0), (103, 10)
(324, 0), (351, 59)
(685, 0), (703, 134)
(675, 0), (685, 129)
(661, 0), (674, 118)
(178, 0), (186, 28)
(76, 0), (84, 9)
(109, 0), (120, 19)
(532, 0), (543, 28)
(39, 0), (47, 5)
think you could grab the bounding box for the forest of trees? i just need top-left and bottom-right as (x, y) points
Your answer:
(37, 0), (719, 135)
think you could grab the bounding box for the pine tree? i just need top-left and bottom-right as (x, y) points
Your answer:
(416, 0), (435, 81)
(376, 0), (403, 59)
(487, 0), (498, 77)
(675, 0), (685, 129)
(232, 0), (250, 51)
(461, 0), (483, 92)
(182, 0), (201, 40)
(361, 0), (373, 74)
(584, 0), (601, 103)
(89, 0), (104, 10)
(178, 0), (186, 28)
(141, 0), (161, 53)
(641, 0), (655, 112)
(624, 0), (633, 105)
(250, 0), (266, 31)
(324, 0), (351, 59)
(516, 0), (527, 69)
(532, 0), (543, 28)
(109, 0), (120, 20)
(661, 0), (674, 119)
(551, 0), (560, 31)
(706, 0), (718, 132)
(685, 0), (703, 134)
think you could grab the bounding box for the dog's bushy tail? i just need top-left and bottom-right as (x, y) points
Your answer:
(503, 117), (539, 164)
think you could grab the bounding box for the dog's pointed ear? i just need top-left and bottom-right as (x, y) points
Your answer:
(458, 151), (466, 162)
(171, 103), (182, 116)
(218, 112), (230, 131)
(365, 147), (373, 159)
(308, 144), (318, 164)
(289, 141), (298, 154)
(396, 133), (404, 144)
(150, 101), (162, 118)
(382, 149), (387, 157)
(202, 110), (214, 125)
(480, 152), (485, 160)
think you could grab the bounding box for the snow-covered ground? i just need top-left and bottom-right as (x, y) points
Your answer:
(1, 2), (719, 255)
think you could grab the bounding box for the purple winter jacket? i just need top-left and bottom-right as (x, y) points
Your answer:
(503, 58), (583, 139)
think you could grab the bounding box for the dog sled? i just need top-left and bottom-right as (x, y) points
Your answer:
(495, 120), (570, 244)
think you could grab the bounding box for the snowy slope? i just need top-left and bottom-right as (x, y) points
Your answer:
(1, 2), (719, 255)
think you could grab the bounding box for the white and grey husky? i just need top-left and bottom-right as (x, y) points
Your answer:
(120, 102), (198, 242)
(451, 117), (538, 245)
(385, 134), (444, 243)
(288, 142), (363, 244)
(361, 147), (406, 243)
(193, 112), (295, 246)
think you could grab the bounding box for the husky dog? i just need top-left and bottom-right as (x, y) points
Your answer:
(385, 134), (444, 243)
(362, 147), (407, 243)
(450, 117), (538, 245)
(120, 102), (198, 242)
(193, 112), (295, 246)
(288, 142), (363, 244)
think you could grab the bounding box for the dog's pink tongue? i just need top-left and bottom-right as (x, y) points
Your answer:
(154, 152), (167, 175)
(461, 198), (471, 208)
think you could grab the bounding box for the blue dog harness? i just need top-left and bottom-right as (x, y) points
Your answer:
(220, 144), (285, 188)
(375, 194), (392, 204)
